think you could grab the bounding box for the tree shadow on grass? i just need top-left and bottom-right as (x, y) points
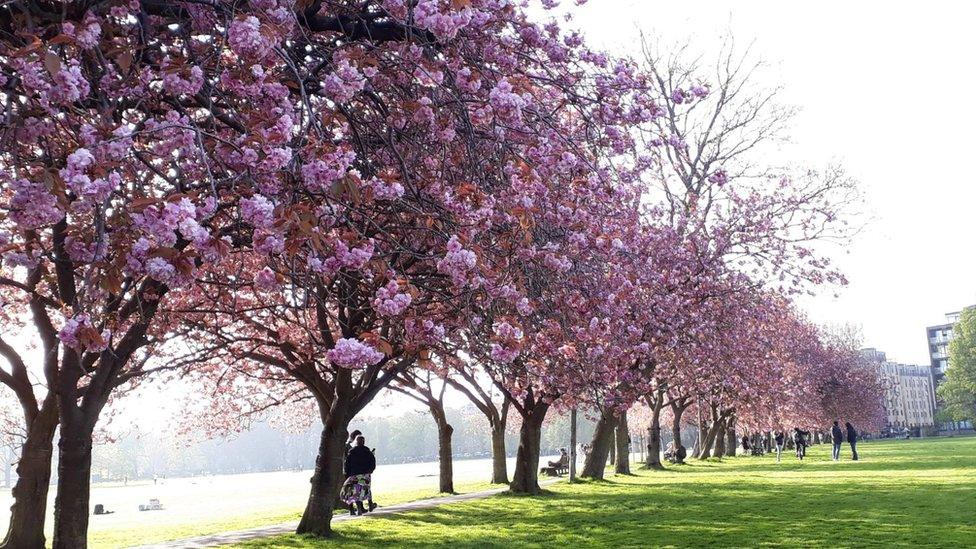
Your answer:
(236, 439), (976, 549)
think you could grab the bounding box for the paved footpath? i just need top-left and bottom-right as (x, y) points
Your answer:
(132, 479), (561, 548)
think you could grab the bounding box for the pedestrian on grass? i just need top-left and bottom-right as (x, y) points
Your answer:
(774, 431), (785, 462)
(845, 422), (859, 461)
(341, 435), (378, 515)
(793, 427), (807, 460)
(831, 421), (844, 461)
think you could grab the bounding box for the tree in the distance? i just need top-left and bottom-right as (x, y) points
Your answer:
(937, 307), (976, 423)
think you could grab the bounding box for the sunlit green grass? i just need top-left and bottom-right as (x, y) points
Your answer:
(91, 480), (496, 548)
(232, 437), (976, 548)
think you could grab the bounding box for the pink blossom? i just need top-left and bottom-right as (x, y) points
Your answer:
(51, 63), (90, 105)
(58, 314), (110, 352)
(322, 58), (365, 103)
(301, 149), (357, 192)
(436, 236), (477, 286)
(62, 13), (101, 49)
(241, 194), (276, 228)
(254, 231), (285, 256)
(327, 338), (385, 369)
(366, 176), (405, 200)
(228, 16), (270, 61)
(489, 78), (527, 125)
(413, 0), (474, 41)
(145, 257), (176, 283)
(8, 178), (64, 229)
(253, 267), (279, 291)
(162, 65), (205, 96)
(373, 280), (412, 317)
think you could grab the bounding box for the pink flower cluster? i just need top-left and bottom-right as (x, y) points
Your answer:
(322, 58), (366, 103)
(62, 12), (102, 49)
(404, 317), (446, 346)
(413, 0), (474, 41)
(228, 16), (271, 61)
(490, 321), (523, 364)
(51, 62), (90, 105)
(365, 176), (405, 201)
(58, 314), (110, 352)
(128, 198), (218, 285)
(373, 280), (412, 317)
(327, 338), (385, 369)
(708, 169), (728, 186)
(308, 239), (375, 276)
(436, 236), (477, 286)
(301, 149), (357, 192)
(61, 148), (120, 205)
(8, 178), (64, 229)
(241, 194), (276, 228)
(489, 79), (527, 125)
(162, 65), (205, 97)
(253, 267), (279, 291)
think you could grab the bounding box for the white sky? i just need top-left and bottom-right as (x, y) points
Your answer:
(565, 0), (976, 365)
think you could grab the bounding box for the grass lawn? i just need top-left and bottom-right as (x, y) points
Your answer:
(232, 436), (976, 548)
(90, 480), (497, 548)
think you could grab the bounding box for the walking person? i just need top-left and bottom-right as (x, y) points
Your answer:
(831, 421), (844, 461)
(845, 422), (859, 461)
(341, 435), (378, 515)
(792, 427), (807, 460)
(774, 431), (785, 462)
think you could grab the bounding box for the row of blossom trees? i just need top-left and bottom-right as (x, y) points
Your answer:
(0, 1), (883, 547)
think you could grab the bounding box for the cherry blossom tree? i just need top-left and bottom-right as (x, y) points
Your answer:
(1, 0), (653, 542)
(390, 366), (456, 493)
(437, 353), (512, 484)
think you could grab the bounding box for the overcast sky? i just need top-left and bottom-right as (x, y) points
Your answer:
(563, 0), (976, 365)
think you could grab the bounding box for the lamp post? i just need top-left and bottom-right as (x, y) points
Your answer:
(569, 407), (578, 482)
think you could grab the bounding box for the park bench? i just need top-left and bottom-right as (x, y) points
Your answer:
(138, 498), (164, 512)
(540, 465), (568, 477)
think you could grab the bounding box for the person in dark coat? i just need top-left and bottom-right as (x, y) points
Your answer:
(774, 431), (785, 462)
(792, 428), (807, 460)
(341, 435), (377, 515)
(845, 422), (859, 461)
(831, 421), (844, 461)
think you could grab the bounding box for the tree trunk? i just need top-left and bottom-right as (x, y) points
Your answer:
(671, 404), (686, 463)
(697, 417), (721, 459)
(813, 431), (821, 445)
(646, 396), (664, 470)
(52, 429), (95, 549)
(489, 399), (510, 484)
(615, 410), (630, 474)
(490, 422), (508, 484)
(581, 408), (616, 480)
(296, 390), (352, 537)
(569, 408), (578, 482)
(693, 404), (708, 458)
(725, 420), (737, 457)
(431, 403), (454, 494)
(713, 419), (727, 458)
(2, 399), (58, 549)
(509, 401), (549, 495)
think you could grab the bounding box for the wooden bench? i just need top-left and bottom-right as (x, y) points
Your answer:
(540, 465), (568, 477)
